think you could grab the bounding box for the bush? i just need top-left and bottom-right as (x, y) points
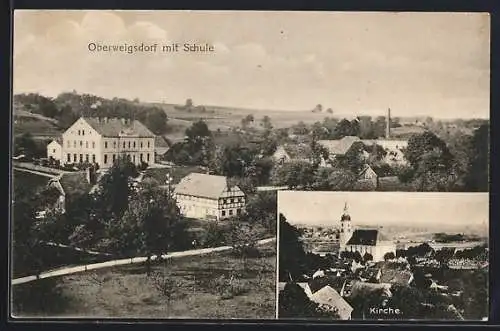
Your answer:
(211, 274), (250, 300)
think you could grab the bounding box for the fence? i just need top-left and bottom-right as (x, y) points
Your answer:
(12, 237), (276, 286)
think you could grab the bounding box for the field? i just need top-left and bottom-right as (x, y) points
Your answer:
(12, 242), (277, 319)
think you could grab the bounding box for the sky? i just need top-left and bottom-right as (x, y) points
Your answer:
(13, 10), (490, 119)
(278, 191), (489, 228)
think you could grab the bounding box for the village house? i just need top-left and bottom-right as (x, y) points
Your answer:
(174, 173), (246, 220)
(47, 138), (63, 162)
(338, 203), (397, 262)
(310, 285), (354, 320)
(354, 164), (379, 190)
(293, 281), (353, 320)
(48, 116), (156, 169)
(318, 109), (408, 166)
(154, 136), (170, 162)
(271, 143), (313, 164)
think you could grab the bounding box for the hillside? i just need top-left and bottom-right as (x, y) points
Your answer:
(13, 104), (63, 138)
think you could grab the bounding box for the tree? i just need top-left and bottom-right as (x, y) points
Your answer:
(310, 137), (329, 168)
(226, 218), (262, 270)
(334, 141), (367, 175)
(279, 215), (308, 282)
(292, 121), (309, 135)
(404, 131), (456, 191)
(279, 283), (340, 318)
(464, 124), (489, 191)
(245, 191), (277, 235)
(333, 119), (354, 138)
(389, 284), (425, 319)
(312, 104), (323, 113)
(311, 168), (357, 191)
(311, 122), (329, 140)
(261, 115), (273, 131)
(241, 114), (255, 129)
(92, 156), (138, 221)
(271, 160), (315, 189)
(363, 252), (373, 263)
(114, 179), (184, 273)
(185, 98), (194, 109)
(210, 143), (259, 178)
(14, 133), (38, 158)
(202, 221), (227, 247)
(384, 252), (396, 261)
(353, 251), (363, 263)
(185, 120), (211, 143)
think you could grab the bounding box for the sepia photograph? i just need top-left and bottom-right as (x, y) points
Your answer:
(277, 191), (489, 320)
(10, 9), (489, 320)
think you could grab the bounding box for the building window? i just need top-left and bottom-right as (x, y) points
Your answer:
(230, 198), (234, 203)
(114, 142), (116, 148)
(229, 209), (233, 216)
(141, 142), (143, 148)
(128, 141), (131, 148)
(123, 142), (126, 148)
(148, 141), (150, 148)
(82, 130), (85, 136)
(105, 141), (108, 149)
(67, 154), (71, 162)
(73, 154), (77, 162)
(133, 155), (136, 163)
(92, 154), (96, 163)
(133, 141), (136, 148)
(104, 154), (108, 164)
(140, 153), (143, 161)
(80, 141), (83, 147)
(237, 208), (242, 215)
(85, 154), (89, 162)
(112, 154), (116, 162)
(222, 210), (226, 217)
(92, 141), (95, 149)
(86, 141), (88, 148)
(73, 141), (76, 148)
(147, 153), (150, 162)
(78, 130), (81, 135)
(52, 149), (56, 153)
(79, 154), (83, 163)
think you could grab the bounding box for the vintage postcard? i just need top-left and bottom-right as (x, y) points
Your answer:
(11, 10), (489, 320)
(277, 191), (489, 320)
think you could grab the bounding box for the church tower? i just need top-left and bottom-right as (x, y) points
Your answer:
(339, 202), (353, 247)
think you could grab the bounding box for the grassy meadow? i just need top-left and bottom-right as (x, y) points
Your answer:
(12, 242), (277, 319)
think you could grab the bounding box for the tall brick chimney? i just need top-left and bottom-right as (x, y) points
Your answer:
(386, 108), (391, 139)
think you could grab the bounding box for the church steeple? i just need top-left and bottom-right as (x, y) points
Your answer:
(341, 202), (351, 221)
(339, 201), (353, 246)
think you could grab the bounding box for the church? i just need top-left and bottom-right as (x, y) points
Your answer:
(338, 203), (396, 262)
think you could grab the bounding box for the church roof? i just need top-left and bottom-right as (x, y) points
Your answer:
(346, 229), (379, 246)
(82, 117), (155, 138)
